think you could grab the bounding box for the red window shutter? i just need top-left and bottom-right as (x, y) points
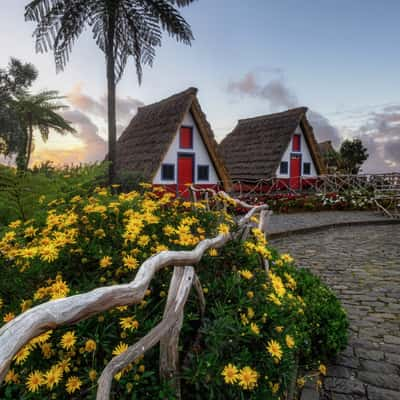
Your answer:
(180, 127), (193, 149)
(292, 134), (301, 151)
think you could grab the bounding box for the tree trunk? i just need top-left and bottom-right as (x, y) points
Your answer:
(25, 115), (33, 170)
(106, 14), (117, 185)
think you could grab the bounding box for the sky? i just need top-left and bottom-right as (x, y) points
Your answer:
(1, 0), (400, 172)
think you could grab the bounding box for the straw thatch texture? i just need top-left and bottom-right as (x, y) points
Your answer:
(115, 87), (231, 189)
(219, 107), (326, 181)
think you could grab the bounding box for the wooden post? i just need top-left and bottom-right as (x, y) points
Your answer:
(159, 267), (187, 399)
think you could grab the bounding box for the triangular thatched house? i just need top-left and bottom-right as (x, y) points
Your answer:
(116, 87), (231, 195)
(219, 107), (326, 190)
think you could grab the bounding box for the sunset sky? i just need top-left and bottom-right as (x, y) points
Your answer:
(1, 0), (400, 172)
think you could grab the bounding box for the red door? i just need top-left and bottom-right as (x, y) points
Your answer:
(290, 154), (301, 190)
(178, 154), (194, 197)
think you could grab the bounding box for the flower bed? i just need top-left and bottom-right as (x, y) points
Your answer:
(235, 189), (377, 214)
(0, 185), (348, 399)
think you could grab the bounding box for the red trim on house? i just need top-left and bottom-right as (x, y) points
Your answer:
(179, 126), (193, 149)
(290, 154), (302, 189)
(292, 134), (301, 152)
(153, 183), (222, 199)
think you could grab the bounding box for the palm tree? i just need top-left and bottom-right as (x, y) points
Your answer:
(13, 90), (76, 170)
(25, 0), (195, 183)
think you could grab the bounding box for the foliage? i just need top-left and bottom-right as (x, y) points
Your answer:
(25, 0), (196, 182)
(0, 58), (38, 158)
(12, 90), (76, 170)
(0, 180), (347, 399)
(339, 138), (369, 174)
(0, 163), (107, 227)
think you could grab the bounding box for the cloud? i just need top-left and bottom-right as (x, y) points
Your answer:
(31, 84), (144, 165)
(62, 110), (107, 163)
(307, 111), (342, 148)
(228, 72), (298, 110)
(227, 70), (341, 145)
(67, 83), (106, 117)
(68, 83), (144, 130)
(33, 109), (107, 165)
(356, 109), (400, 172)
(227, 70), (400, 173)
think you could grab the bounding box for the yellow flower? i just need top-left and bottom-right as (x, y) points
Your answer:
(247, 307), (255, 319)
(238, 366), (258, 390)
(297, 377), (306, 388)
(5, 369), (19, 384)
(99, 256), (112, 268)
(208, 248), (218, 256)
(9, 220), (22, 229)
(267, 293), (282, 306)
(85, 339), (97, 352)
(247, 291), (254, 299)
(250, 322), (260, 335)
(0, 298), (2, 309)
(285, 334), (295, 349)
(94, 228), (106, 238)
(41, 343), (53, 358)
(112, 342), (129, 356)
(123, 255), (138, 270)
(270, 382), (280, 394)
(44, 365), (63, 390)
(58, 357), (71, 373)
(119, 316), (139, 331)
(14, 345), (32, 365)
(3, 312), (15, 323)
(240, 313), (249, 325)
(218, 223), (230, 235)
(281, 253), (294, 263)
(66, 376), (82, 394)
(266, 339), (283, 361)
(89, 369), (97, 382)
(40, 244), (59, 262)
(221, 363), (239, 384)
(239, 269), (253, 280)
(319, 363), (327, 376)
(60, 331), (76, 350)
(26, 371), (43, 392)
(20, 299), (32, 312)
(275, 326), (284, 333)
(24, 226), (38, 238)
(138, 364), (145, 373)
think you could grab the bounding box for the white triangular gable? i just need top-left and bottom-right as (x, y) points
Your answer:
(276, 124), (318, 177)
(153, 111), (219, 184)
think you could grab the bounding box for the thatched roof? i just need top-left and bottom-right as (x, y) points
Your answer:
(219, 107), (326, 181)
(318, 140), (335, 156)
(115, 87), (231, 189)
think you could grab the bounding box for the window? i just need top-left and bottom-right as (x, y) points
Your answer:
(292, 134), (301, 152)
(161, 164), (175, 180)
(280, 161), (288, 174)
(197, 165), (209, 181)
(303, 162), (311, 175)
(180, 126), (193, 149)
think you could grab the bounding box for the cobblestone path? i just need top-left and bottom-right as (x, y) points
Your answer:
(270, 224), (400, 400)
(266, 211), (393, 236)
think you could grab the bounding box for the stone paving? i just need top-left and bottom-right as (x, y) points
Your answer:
(269, 223), (400, 400)
(265, 211), (393, 236)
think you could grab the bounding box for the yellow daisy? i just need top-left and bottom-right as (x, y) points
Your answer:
(221, 363), (239, 384)
(60, 331), (76, 350)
